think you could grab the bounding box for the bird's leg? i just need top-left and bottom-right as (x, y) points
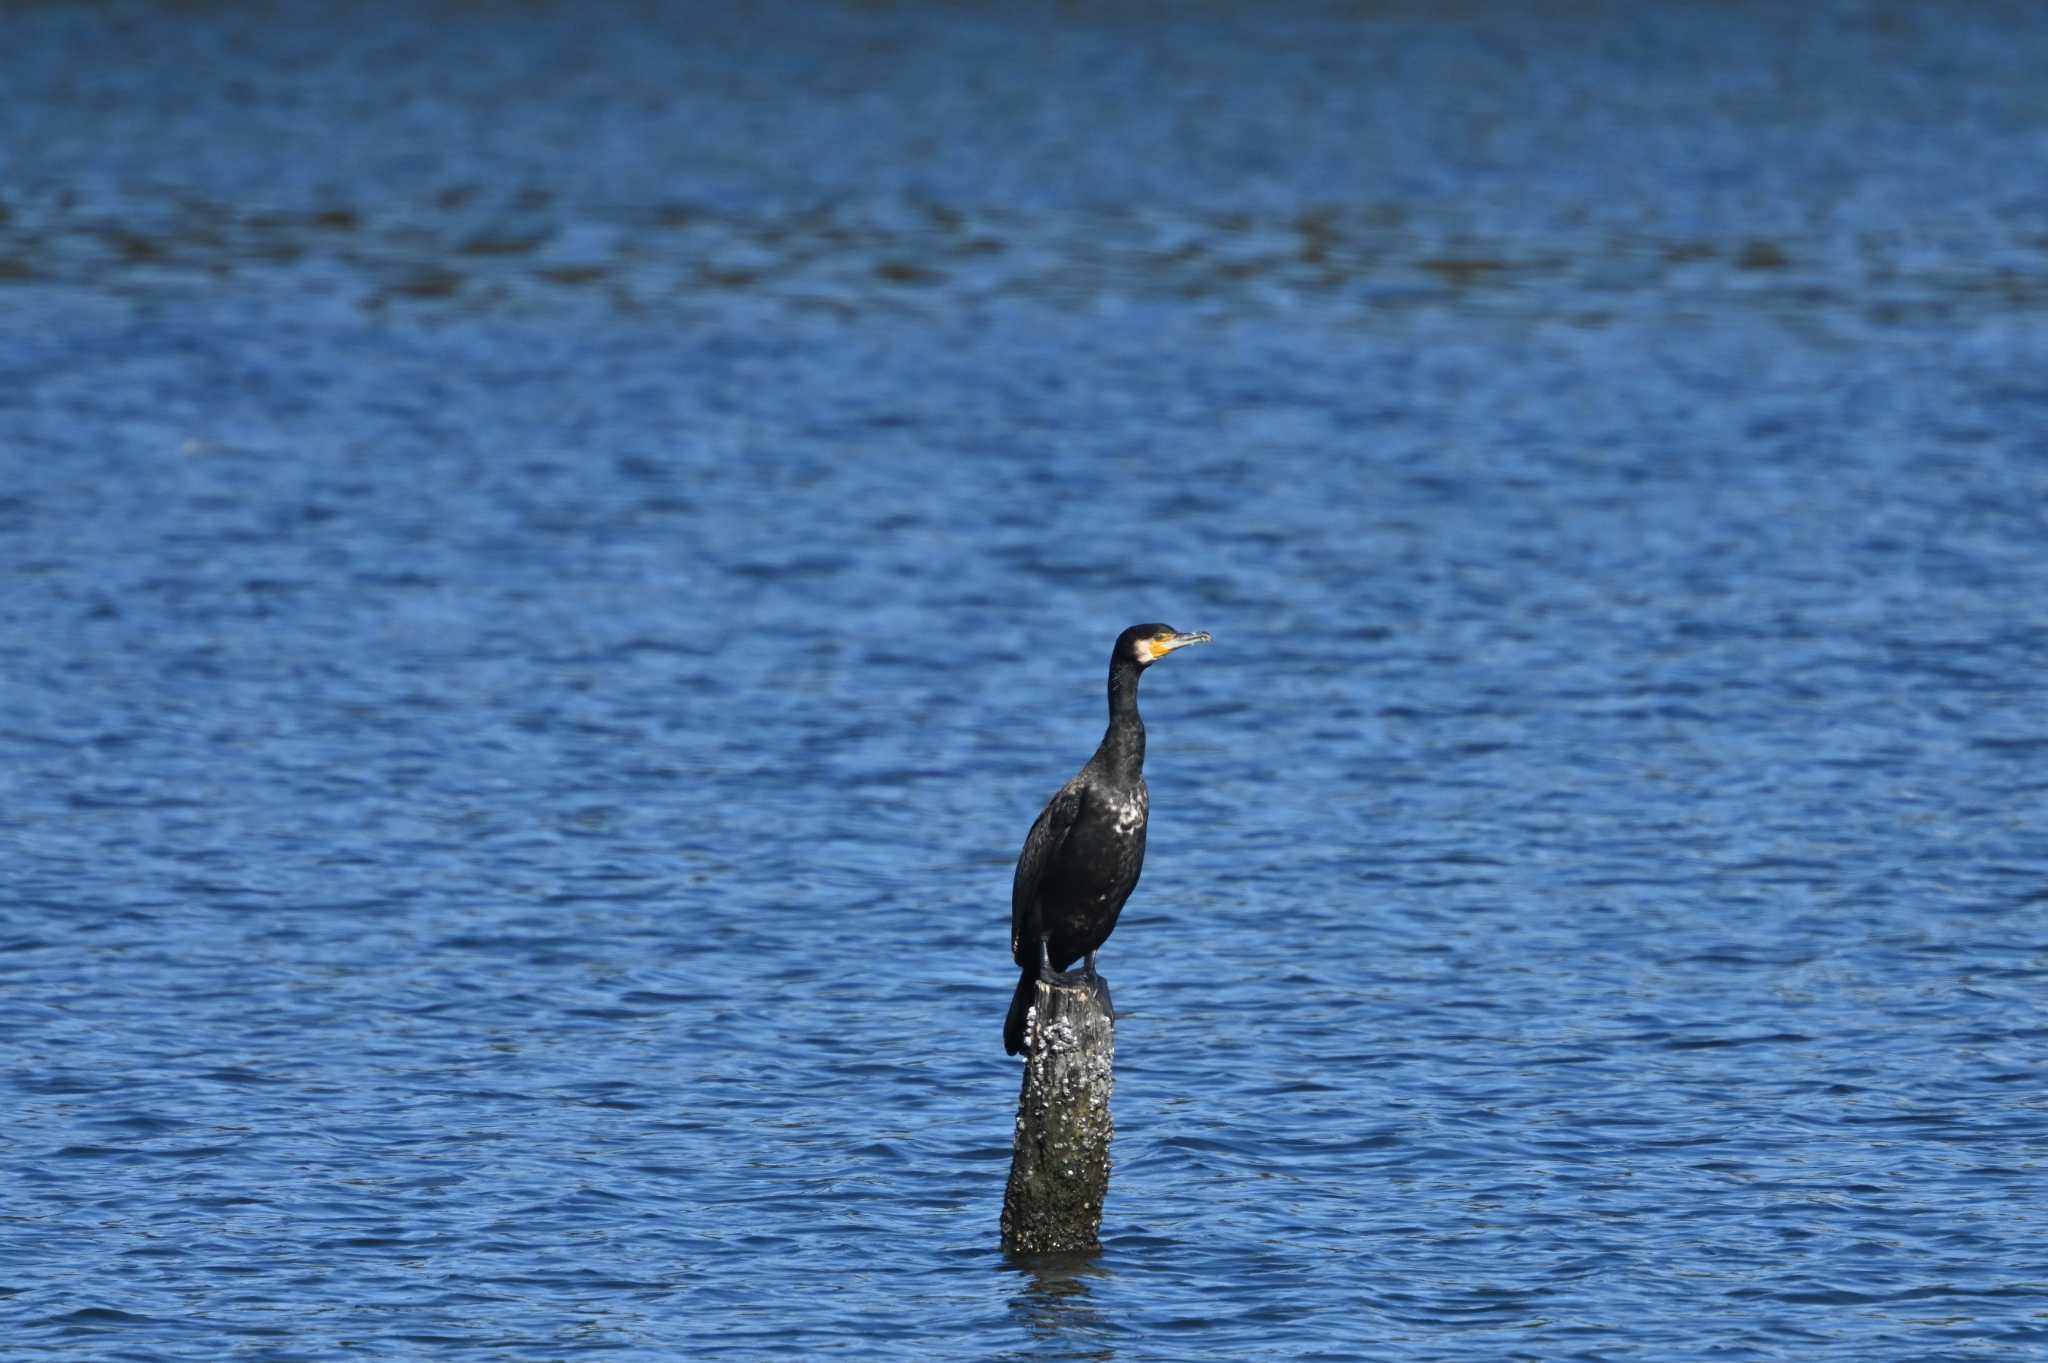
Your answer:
(1083, 950), (1113, 1017)
(1036, 937), (1082, 988)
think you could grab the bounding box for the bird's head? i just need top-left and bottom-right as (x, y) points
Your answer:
(1117, 622), (1213, 669)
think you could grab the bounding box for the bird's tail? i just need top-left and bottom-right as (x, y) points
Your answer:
(1003, 966), (1038, 1057)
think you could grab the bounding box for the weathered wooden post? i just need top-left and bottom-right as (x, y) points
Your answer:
(1001, 973), (1115, 1254)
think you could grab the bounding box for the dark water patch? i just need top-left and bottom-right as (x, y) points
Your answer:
(6, 188), (2047, 331)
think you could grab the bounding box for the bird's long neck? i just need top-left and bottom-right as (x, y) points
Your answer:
(1099, 659), (1146, 779)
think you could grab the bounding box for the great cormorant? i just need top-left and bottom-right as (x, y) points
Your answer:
(1003, 623), (1212, 1056)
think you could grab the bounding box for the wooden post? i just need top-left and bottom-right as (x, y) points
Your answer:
(1001, 973), (1115, 1254)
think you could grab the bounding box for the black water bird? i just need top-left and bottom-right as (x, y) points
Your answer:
(1003, 623), (1212, 1056)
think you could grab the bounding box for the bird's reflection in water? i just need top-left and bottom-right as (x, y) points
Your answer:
(1004, 1251), (1117, 1362)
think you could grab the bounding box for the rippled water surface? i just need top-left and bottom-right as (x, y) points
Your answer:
(5, 2), (2048, 1359)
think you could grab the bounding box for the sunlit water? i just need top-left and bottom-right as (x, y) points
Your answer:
(5, 3), (2048, 1359)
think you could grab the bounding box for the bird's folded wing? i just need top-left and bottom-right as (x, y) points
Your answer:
(1011, 782), (1087, 963)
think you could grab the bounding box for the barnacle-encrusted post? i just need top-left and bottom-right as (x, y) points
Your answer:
(1001, 973), (1115, 1254)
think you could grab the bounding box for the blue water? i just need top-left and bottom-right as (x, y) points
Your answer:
(5, 2), (2048, 1359)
